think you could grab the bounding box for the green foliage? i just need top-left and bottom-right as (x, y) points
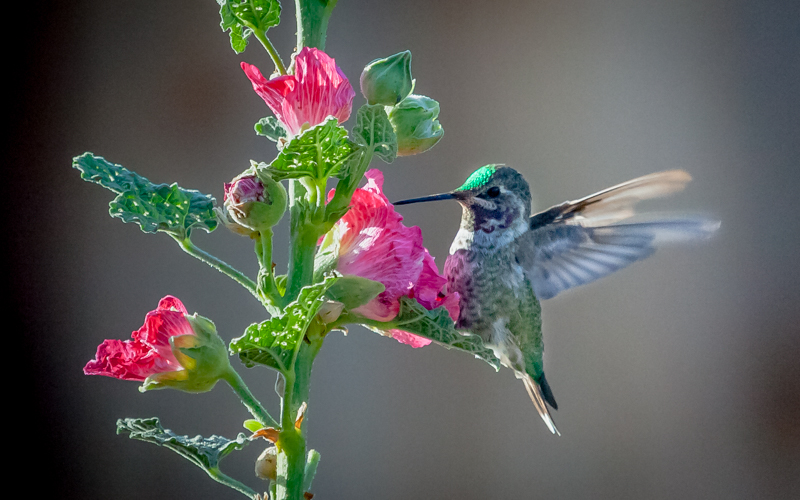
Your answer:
(265, 119), (358, 181)
(379, 297), (501, 370)
(255, 116), (289, 142)
(117, 417), (249, 472)
(352, 104), (397, 163)
(218, 0), (281, 53)
(73, 153), (217, 239)
(230, 275), (340, 371)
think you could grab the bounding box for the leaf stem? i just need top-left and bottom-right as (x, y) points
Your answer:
(223, 366), (280, 429)
(207, 467), (259, 499)
(173, 236), (263, 305)
(252, 28), (287, 76)
(256, 229), (282, 316)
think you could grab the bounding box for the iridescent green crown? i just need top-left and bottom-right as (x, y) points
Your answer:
(456, 164), (500, 191)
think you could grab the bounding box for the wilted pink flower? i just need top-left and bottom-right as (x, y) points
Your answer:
(84, 296), (195, 381)
(241, 47), (355, 136)
(322, 169), (459, 347)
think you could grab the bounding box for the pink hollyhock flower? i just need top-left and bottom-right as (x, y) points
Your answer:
(84, 296), (195, 381)
(241, 47), (355, 137)
(320, 169), (459, 348)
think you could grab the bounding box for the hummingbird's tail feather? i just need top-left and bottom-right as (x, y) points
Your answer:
(538, 372), (558, 410)
(521, 373), (561, 436)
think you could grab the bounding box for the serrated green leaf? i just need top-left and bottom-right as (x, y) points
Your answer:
(373, 297), (501, 370)
(266, 119), (357, 181)
(228, 0), (281, 32)
(230, 275), (340, 371)
(73, 153), (217, 238)
(255, 116), (288, 142)
(218, 0), (280, 53)
(117, 417), (249, 472)
(219, 1), (251, 53)
(352, 104), (397, 163)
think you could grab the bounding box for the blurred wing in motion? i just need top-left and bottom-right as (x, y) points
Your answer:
(518, 170), (719, 300)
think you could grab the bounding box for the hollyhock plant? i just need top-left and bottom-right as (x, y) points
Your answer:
(317, 169), (459, 347)
(242, 47), (355, 137)
(74, 4), (499, 499)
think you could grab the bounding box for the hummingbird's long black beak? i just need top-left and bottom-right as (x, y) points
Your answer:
(393, 192), (457, 205)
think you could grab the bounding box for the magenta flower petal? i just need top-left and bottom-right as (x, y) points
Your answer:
(323, 170), (459, 347)
(84, 296), (195, 381)
(242, 47), (355, 136)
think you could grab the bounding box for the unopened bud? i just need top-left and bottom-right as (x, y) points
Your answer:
(222, 169), (287, 236)
(387, 94), (444, 156)
(255, 446), (278, 481)
(360, 51), (414, 106)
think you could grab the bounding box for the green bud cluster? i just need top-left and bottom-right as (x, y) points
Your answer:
(359, 50), (443, 156)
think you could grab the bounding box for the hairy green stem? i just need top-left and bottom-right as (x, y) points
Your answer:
(173, 236), (263, 305)
(275, 342), (320, 500)
(273, 1), (339, 497)
(295, 0), (338, 51)
(207, 467), (258, 499)
(223, 367), (279, 429)
(286, 181), (319, 302)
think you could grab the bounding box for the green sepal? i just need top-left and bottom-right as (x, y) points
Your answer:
(230, 275), (340, 372)
(352, 104), (397, 163)
(370, 297), (501, 370)
(243, 419), (264, 432)
(255, 116), (289, 142)
(73, 153), (217, 239)
(274, 275), (288, 296)
(303, 449), (321, 491)
(265, 118), (358, 181)
(116, 417), (249, 473)
(218, 0), (281, 54)
(141, 314), (232, 393)
(324, 275), (385, 310)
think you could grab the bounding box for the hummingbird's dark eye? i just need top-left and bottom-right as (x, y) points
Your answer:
(487, 186), (501, 198)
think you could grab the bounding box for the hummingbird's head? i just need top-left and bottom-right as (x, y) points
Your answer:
(394, 165), (532, 245)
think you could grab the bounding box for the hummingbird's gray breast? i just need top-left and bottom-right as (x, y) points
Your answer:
(444, 243), (544, 375)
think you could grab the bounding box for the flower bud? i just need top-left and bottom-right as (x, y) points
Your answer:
(387, 94), (444, 156)
(317, 300), (345, 324)
(223, 169), (287, 236)
(360, 51), (414, 106)
(255, 446), (278, 481)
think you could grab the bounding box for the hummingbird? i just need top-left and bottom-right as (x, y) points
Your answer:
(394, 165), (718, 435)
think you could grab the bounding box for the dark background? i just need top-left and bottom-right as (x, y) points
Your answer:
(11, 1), (799, 498)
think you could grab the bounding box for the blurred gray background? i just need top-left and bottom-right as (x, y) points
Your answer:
(10, 1), (799, 498)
